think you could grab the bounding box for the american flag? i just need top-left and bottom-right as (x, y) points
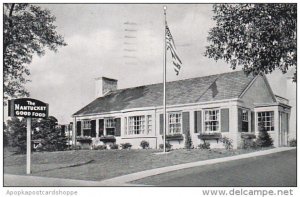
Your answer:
(166, 25), (182, 75)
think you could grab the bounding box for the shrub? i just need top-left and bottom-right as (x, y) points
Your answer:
(289, 139), (297, 147)
(93, 144), (107, 150)
(240, 139), (257, 149)
(184, 130), (193, 149)
(198, 141), (210, 149)
(220, 137), (233, 150)
(159, 142), (172, 150)
(256, 122), (273, 147)
(140, 140), (150, 149)
(109, 144), (119, 149)
(120, 143), (132, 150)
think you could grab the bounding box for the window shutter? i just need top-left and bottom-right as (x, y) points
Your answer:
(221, 108), (229, 132)
(251, 112), (255, 132)
(99, 119), (104, 137)
(238, 108), (243, 132)
(91, 120), (96, 137)
(182, 112), (190, 134)
(194, 111), (202, 133)
(115, 118), (121, 136)
(159, 114), (164, 135)
(76, 121), (81, 136)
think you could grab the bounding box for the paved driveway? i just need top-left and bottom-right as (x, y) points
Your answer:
(133, 149), (296, 186)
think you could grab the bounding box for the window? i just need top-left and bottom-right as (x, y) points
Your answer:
(168, 113), (182, 134)
(105, 118), (116, 135)
(257, 111), (274, 131)
(83, 120), (91, 136)
(242, 110), (249, 132)
(128, 116), (145, 135)
(147, 115), (152, 134)
(204, 109), (220, 132)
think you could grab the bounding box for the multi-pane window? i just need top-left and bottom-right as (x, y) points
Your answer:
(128, 116), (145, 135)
(204, 109), (220, 132)
(168, 113), (182, 134)
(242, 110), (249, 132)
(257, 111), (274, 131)
(147, 115), (152, 134)
(83, 120), (91, 129)
(83, 120), (91, 136)
(105, 118), (116, 135)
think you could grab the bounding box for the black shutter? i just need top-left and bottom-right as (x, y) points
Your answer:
(76, 121), (81, 136)
(251, 111), (255, 132)
(194, 111), (202, 133)
(115, 118), (121, 136)
(238, 108), (243, 132)
(159, 114), (164, 135)
(91, 120), (96, 137)
(182, 112), (190, 134)
(221, 108), (229, 132)
(99, 119), (104, 137)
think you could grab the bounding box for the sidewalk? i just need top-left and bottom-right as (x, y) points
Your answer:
(4, 147), (295, 186)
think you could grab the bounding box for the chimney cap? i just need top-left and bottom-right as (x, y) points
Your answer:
(95, 76), (118, 82)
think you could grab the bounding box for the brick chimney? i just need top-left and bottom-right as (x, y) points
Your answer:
(95, 77), (118, 98)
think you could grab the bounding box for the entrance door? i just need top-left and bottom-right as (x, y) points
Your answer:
(280, 113), (288, 146)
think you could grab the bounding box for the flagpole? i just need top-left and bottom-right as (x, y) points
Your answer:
(163, 6), (167, 153)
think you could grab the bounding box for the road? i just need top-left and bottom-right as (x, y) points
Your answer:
(133, 149), (296, 186)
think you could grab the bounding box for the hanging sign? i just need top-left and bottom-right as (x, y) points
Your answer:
(8, 98), (49, 174)
(8, 98), (48, 118)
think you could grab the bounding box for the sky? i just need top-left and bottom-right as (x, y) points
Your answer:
(5, 4), (294, 124)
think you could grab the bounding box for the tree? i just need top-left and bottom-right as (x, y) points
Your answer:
(184, 130), (193, 149)
(256, 121), (273, 147)
(3, 4), (66, 103)
(32, 116), (67, 152)
(6, 116), (67, 153)
(205, 4), (296, 82)
(6, 117), (27, 153)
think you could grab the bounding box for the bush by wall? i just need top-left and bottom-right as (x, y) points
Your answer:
(93, 144), (107, 150)
(159, 142), (172, 151)
(140, 140), (150, 149)
(240, 139), (257, 149)
(256, 122), (273, 147)
(220, 137), (233, 150)
(198, 141), (210, 149)
(184, 130), (193, 149)
(110, 144), (119, 149)
(120, 143), (132, 150)
(289, 139), (297, 147)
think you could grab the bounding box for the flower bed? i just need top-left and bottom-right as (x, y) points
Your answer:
(162, 134), (184, 141)
(198, 132), (222, 140)
(241, 133), (256, 139)
(76, 136), (92, 143)
(100, 136), (116, 143)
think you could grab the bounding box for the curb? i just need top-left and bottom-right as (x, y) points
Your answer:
(99, 147), (296, 185)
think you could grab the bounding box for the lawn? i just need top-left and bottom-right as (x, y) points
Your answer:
(4, 148), (269, 181)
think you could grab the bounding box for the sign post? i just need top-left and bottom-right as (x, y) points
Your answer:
(26, 118), (31, 174)
(8, 98), (48, 175)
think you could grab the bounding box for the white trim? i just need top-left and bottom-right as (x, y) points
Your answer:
(239, 75), (259, 98)
(261, 74), (277, 102)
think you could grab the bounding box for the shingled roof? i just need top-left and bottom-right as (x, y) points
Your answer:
(74, 71), (256, 116)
